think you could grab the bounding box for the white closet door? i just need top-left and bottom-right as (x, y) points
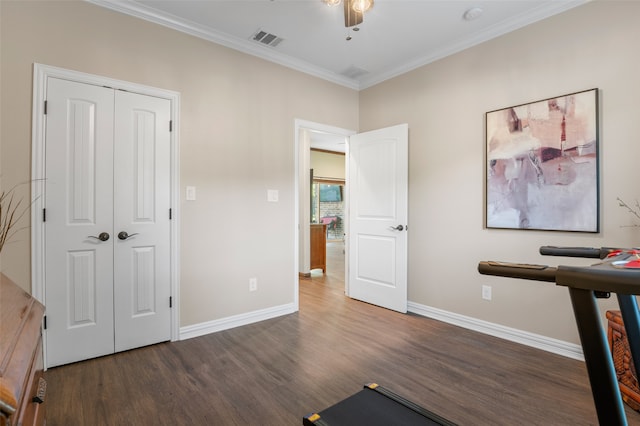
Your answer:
(44, 78), (116, 367)
(44, 78), (172, 367)
(113, 91), (171, 352)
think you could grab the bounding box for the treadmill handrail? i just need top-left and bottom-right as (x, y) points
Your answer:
(556, 264), (640, 294)
(539, 246), (618, 259)
(478, 261), (556, 282)
(479, 260), (640, 294)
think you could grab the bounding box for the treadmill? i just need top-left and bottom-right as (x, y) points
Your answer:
(479, 247), (640, 426)
(303, 248), (639, 425)
(303, 383), (456, 426)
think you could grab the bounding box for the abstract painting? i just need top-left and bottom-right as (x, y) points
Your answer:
(485, 89), (599, 232)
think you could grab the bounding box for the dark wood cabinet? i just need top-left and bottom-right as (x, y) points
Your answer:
(310, 224), (327, 273)
(0, 273), (46, 426)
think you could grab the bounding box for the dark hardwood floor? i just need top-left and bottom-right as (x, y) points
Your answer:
(45, 241), (640, 425)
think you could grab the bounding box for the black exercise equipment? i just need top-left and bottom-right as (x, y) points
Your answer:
(302, 247), (639, 426)
(539, 245), (640, 416)
(539, 245), (619, 259)
(479, 248), (640, 426)
(303, 383), (457, 426)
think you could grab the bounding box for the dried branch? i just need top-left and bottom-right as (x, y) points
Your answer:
(617, 197), (640, 227)
(0, 183), (32, 253)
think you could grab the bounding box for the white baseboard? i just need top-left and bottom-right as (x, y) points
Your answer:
(408, 301), (585, 361)
(179, 303), (297, 341)
(179, 299), (584, 361)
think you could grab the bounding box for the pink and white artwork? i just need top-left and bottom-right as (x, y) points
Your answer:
(486, 89), (599, 232)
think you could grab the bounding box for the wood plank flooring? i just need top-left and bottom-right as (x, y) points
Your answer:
(45, 242), (640, 425)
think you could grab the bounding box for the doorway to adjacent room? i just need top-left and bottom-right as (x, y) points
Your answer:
(294, 120), (409, 313)
(295, 120), (351, 306)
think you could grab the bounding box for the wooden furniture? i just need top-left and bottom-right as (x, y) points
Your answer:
(0, 273), (46, 426)
(606, 309), (640, 412)
(310, 223), (327, 273)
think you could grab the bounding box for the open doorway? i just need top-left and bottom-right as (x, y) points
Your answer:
(310, 153), (345, 280)
(294, 120), (354, 308)
(311, 159), (345, 239)
(295, 122), (409, 313)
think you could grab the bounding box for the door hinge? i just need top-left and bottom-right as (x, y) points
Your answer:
(42, 208), (46, 222)
(43, 316), (47, 330)
(169, 296), (173, 308)
(44, 100), (48, 115)
(169, 208), (172, 220)
(169, 120), (173, 132)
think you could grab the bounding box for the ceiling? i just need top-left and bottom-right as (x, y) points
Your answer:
(89, 0), (587, 152)
(92, 0), (587, 91)
(308, 129), (348, 153)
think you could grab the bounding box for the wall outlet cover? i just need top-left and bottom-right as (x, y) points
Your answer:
(482, 285), (492, 301)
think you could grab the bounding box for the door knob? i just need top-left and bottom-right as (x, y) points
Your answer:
(118, 231), (139, 240)
(88, 232), (110, 241)
(389, 225), (404, 231)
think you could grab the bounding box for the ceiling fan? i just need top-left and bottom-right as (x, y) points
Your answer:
(322, 0), (374, 40)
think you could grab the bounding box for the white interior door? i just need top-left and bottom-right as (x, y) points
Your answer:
(44, 78), (116, 366)
(348, 124), (408, 313)
(113, 91), (171, 352)
(44, 77), (171, 367)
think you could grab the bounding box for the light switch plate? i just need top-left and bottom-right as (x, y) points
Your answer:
(186, 186), (196, 201)
(267, 189), (279, 202)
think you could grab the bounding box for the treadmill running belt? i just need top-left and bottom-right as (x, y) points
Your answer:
(304, 384), (455, 426)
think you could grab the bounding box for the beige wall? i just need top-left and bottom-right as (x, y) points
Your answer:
(2, 0), (638, 346)
(311, 150), (346, 180)
(360, 1), (640, 344)
(0, 1), (359, 326)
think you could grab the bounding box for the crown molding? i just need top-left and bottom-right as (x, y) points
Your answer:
(359, 0), (588, 89)
(88, 0), (587, 92)
(86, 0), (362, 90)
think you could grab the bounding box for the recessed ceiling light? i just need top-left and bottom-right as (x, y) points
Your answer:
(463, 7), (483, 21)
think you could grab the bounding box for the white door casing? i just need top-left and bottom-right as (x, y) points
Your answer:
(31, 64), (180, 368)
(348, 124), (409, 313)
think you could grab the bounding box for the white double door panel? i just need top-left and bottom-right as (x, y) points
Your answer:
(113, 89), (171, 353)
(348, 124), (409, 313)
(44, 77), (171, 367)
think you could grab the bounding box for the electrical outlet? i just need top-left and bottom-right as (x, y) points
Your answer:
(482, 285), (492, 301)
(249, 278), (258, 292)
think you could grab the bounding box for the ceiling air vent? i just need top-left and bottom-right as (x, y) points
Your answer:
(251, 30), (284, 48)
(340, 66), (369, 80)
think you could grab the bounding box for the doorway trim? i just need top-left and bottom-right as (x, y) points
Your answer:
(30, 63), (181, 354)
(293, 119), (354, 310)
